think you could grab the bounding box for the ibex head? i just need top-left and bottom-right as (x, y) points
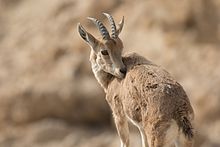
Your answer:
(78, 13), (126, 79)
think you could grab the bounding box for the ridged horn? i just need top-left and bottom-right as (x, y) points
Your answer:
(87, 17), (110, 40)
(103, 13), (117, 38)
(116, 16), (124, 36)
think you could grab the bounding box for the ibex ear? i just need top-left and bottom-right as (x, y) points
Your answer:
(77, 23), (98, 48)
(116, 16), (124, 36)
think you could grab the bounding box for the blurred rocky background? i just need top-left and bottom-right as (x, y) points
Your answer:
(0, 0), (220, 146)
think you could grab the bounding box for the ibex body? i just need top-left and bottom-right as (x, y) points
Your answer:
(77, 13), (194, 147)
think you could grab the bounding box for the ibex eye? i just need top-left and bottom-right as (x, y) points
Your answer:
(101, 50), (109, 56)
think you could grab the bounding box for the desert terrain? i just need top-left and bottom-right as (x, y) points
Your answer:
(0, 0), (220, 146)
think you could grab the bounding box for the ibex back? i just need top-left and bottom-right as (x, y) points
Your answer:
(77, 13), (194, 147)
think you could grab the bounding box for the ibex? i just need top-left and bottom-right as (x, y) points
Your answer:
(77, 13), (194, 147)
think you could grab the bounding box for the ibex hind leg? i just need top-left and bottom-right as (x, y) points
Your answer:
(145, 120), (179, 147)
(175, 116), (194, 147)
(175, 133), (194, 147)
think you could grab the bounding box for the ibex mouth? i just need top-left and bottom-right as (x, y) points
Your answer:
(116, 69), (127, 79)
(120, 73), (126, 78)
(115, 73), (125, 79)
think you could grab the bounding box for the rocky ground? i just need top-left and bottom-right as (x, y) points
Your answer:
(0, 0), (220, 146)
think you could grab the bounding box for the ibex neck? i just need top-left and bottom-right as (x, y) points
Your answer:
(89, 51), (113, 92)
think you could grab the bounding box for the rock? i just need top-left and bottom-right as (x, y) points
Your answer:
(0, 0), (220, 146)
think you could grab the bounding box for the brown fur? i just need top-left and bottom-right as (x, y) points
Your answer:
(106, 52), (194, 147)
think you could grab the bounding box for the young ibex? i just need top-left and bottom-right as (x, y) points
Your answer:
(77, 13), (194, 147)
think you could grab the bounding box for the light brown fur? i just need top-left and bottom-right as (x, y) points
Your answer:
(77, 14), (194, 147)
(106, 53), (194, 147)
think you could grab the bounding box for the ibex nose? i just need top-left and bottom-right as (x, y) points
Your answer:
(119, 67), (127, 75)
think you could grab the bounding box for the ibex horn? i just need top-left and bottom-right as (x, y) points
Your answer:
(116, 16), (124, 36)
(87, 17), (110, 40)
(103, 13), (117, 38)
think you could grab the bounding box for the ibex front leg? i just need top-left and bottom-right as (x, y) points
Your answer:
(114, 114), (129, 147)
(107, 94), (130, 147)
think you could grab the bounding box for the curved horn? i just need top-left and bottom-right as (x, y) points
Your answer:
(87, 17), (110, 40)
(103, 13), (117, 38)
(116, 16), (124, 36)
